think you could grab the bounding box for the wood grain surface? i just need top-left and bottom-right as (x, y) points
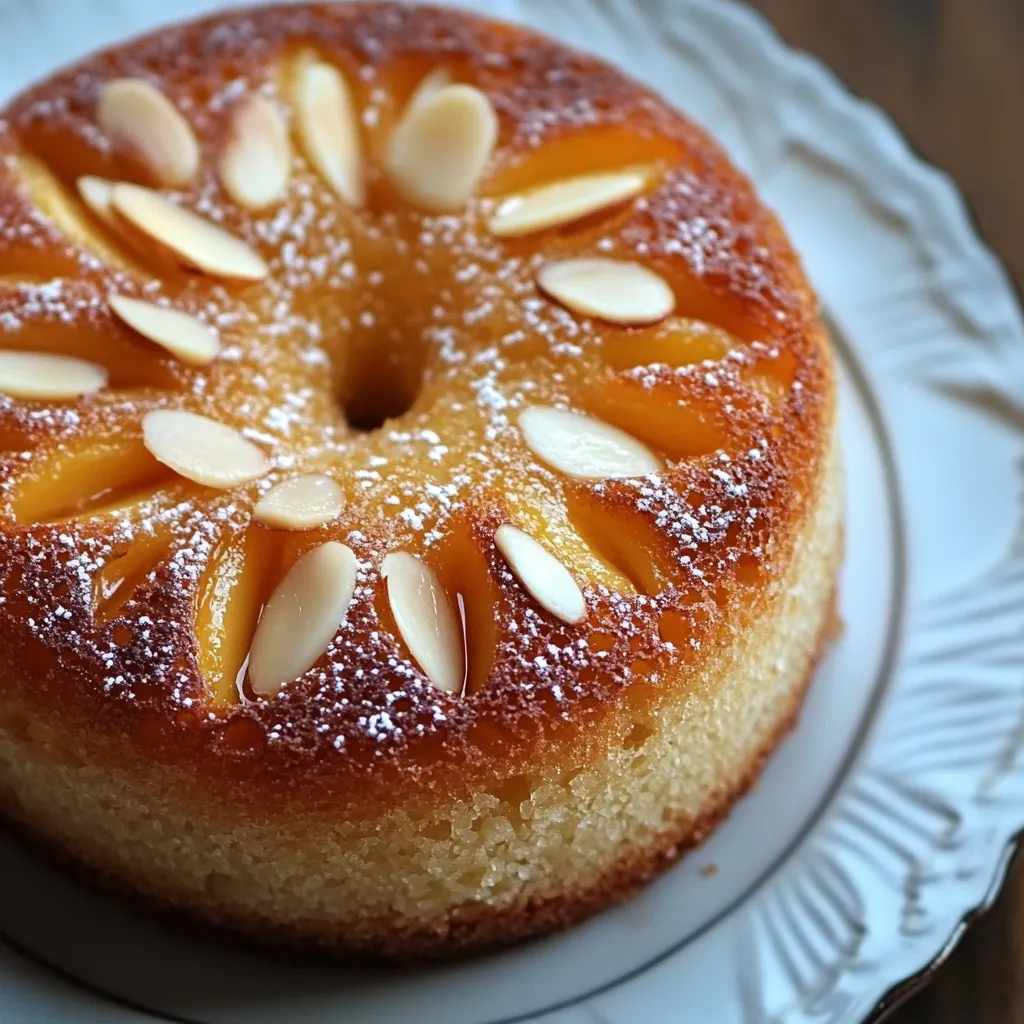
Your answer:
(744, 1), (1024, 1021)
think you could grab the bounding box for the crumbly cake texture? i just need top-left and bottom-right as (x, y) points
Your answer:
(0, 2), (840, 959)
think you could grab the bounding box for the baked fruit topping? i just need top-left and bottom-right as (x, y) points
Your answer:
(0, 2), (841, 961)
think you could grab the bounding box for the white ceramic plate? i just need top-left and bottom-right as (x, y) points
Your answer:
(1, 1), (1023, 1021)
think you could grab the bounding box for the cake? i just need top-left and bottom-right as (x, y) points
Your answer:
(0, 2), (841, 960)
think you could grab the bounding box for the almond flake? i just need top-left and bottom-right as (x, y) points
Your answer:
(248, 541), (358, 697)
(489, 170), (647, 237)
(519, 406), (662, 479)
(386, 84), (497, 212)
(537, 258), (675, 325)
(294, 57), (364, 205)
(142, 410), (269, 489)
(108, 294), (219, 366)
(0, 352), (107, 400)
(253, 474), (343, 530)
(408, 67), (452, 112)
(381, 551), (464, 693)
(111, 183), (268, 280)
(495, 525), (587, 625)
(77, 175), (118, 225)
(219, 94), (291, 210)
(97, 77), (199, 188)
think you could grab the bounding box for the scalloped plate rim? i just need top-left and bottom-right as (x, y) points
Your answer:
(0, 1), (1022, 1022)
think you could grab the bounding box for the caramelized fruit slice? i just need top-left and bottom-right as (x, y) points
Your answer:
(93, 530), (173, 622)
(506, 495), (636, 595)
(742, 346), (799, 406)
(667, 268), (770, 344)
(600, 317), (736, 372)
(429, 518), (500, 696)
(564, 484), (682, 596)
(0, 315), (176, 390)
(10, 157), (134, 272)
(196, 528), (277, 704)
(486, 125), (680, 195)
(580, 374), (732, 461)
(9, 435), (165, 524)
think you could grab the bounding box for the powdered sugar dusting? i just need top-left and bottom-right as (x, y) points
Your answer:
(0, 2), (823, 766)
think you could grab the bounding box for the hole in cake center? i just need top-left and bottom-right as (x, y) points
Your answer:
(340, 373), (420, 432)
(336, 348), (425, 433)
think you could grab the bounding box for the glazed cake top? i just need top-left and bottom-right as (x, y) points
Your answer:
(0, 3), (830, 810)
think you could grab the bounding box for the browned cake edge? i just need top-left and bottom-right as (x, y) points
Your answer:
(0, 581), (835, 966)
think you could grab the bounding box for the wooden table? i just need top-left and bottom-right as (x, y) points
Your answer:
(744, 1), (1024, 1020)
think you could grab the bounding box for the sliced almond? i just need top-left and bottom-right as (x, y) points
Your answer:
(78, 176), (147, 262)
(537, 258), (675, 325)
(381, 551), (464, 693)
(77, 175), (118, 226)
(220, 94), (291, 210)
(108, 294), (219, 366)
(408, 67), (452, 112)
(248, 541), (358, 697)
(97, 77), (199, 188)
(495, 525), (586, 625)
(294, 57), (364, 205)
(519, 406), (662, 479)
(489, 170), (647, 237)
(142, 409), (269, 488)
(253, 474), (343, 530)
(386, 83), (497, 212)
(0, 351), (107, 400)
(110, 183), (268, 281)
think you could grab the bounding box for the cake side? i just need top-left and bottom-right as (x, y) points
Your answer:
(0, 412), (840, 960)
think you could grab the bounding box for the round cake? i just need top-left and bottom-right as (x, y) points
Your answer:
(0, 2), (841, 960)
